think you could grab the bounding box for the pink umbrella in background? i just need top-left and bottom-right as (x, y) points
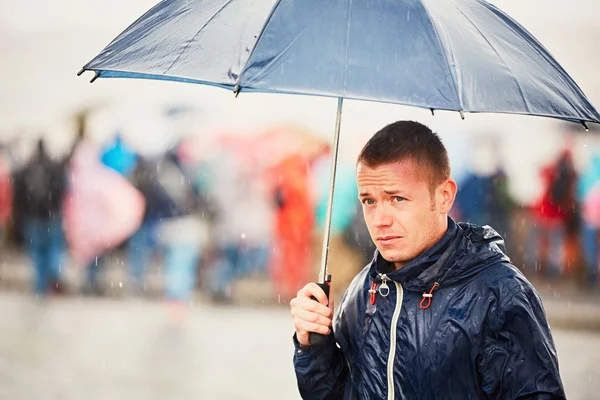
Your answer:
(245, 126), (330, 170)
(0, 153), (12, 227)
(179, 126), (329, 170)
(63, 142), (146, 266)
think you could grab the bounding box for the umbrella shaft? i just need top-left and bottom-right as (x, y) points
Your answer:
(319, 97), (344, 283)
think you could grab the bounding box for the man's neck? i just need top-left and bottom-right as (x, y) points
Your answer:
(393, 219), (449, 271)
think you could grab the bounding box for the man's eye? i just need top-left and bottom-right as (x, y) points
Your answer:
(393, 196), (405, 202)
(362, 199), (375, 205)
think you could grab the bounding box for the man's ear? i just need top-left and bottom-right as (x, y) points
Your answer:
(438, 179), (457, 214)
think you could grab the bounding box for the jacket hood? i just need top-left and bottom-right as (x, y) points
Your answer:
(368, 217), (510, 292)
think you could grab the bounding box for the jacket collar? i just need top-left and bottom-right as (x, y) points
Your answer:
(369, 217), (461, 291)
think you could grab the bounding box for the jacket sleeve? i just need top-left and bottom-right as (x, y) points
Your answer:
(293, 332), (349, 400)
(478, 280), (566, 399)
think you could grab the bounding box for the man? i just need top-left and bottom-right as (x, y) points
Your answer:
(13, 139), (67, 295)
(290, 121), (565, 399)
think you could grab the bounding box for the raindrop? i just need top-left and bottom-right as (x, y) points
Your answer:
(119, 282), (123, 288)
(241, 233), (246, 239)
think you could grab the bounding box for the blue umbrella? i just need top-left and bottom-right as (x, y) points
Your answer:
(78, 0), (600, 326)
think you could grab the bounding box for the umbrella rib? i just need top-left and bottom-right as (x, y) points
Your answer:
(482, 2), (597, 122)
(448, 0), (532, 114)
(239, 33), (304, 87)
(420, 0), (462, 110)
(163, 0), (236, 75)
(238, 0), (284, 87)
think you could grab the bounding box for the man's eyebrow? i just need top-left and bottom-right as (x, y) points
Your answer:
(359, 189), (402, 197)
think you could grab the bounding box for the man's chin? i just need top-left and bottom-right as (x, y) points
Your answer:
(378, 249), (408, 264)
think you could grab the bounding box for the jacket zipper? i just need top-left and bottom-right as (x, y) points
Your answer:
(379, 274), (403, 400)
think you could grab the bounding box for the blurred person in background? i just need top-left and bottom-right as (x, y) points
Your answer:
(206, 149), (274, 303)
(454, 138), (515, 245)
(526, 147), (578, 278)
(13, 138), (67, 296)
(342, 202), (377, 266)
(154, 149), (212, 319)
(128, 156), (177, 295)
(270, 153), (316, 301)
(579, 152), (600, 288)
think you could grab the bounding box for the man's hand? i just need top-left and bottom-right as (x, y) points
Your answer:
(290, 283), (334, 347)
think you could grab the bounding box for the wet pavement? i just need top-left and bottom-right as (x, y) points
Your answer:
(0, 292), (597, 399)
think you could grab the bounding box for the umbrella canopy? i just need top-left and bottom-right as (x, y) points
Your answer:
(80, 0), (599, 124)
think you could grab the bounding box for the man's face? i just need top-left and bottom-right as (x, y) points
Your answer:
(357, 159), (455, 269)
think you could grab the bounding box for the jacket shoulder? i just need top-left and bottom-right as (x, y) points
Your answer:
(473, 261), (532, 292)
(473, 262), (546, 331)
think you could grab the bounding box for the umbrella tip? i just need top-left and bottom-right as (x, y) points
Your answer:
(582, 121), (590, 132)
(77, 68), (85, 77)
(90, 72), (99, 83)
(430, 108), (435, 116)
(459, 110), (465, 120)
(233, 84), (241, 98)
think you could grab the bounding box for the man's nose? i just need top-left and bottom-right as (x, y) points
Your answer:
(373, 205), (393, 228)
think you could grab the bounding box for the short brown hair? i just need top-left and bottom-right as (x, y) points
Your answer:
(357, 121), (450, 190)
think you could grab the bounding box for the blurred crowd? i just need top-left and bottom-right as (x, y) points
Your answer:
(452, 131), (600, 290)
(0, 110), (360, 310)
(0, 113), (599, 313)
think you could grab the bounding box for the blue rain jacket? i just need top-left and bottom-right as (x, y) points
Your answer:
(294, 218), (565, 399)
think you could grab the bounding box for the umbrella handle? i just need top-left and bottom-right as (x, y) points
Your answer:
(308, 278), (332, 346)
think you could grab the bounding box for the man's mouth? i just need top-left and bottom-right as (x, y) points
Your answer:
(376, 235), (403, 244)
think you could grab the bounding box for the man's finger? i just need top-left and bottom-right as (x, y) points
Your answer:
(296, 296), (333, 318)
(300, 283), (328, 305)
(294, 318), (331, 336)
(294, 308), (332, 327)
